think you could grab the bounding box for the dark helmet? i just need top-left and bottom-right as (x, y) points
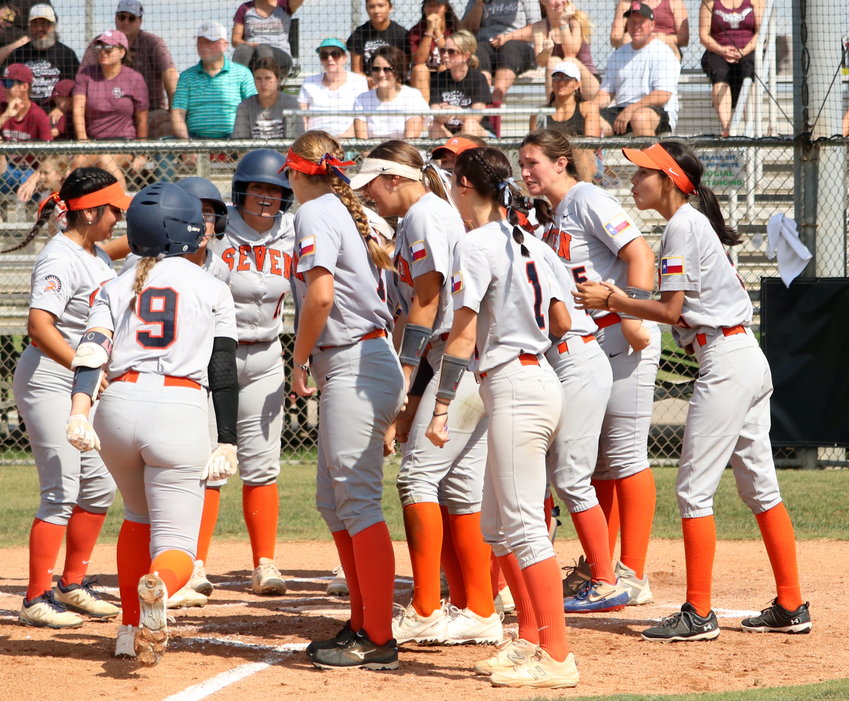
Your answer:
(231, 148), (294, 214)
(176, 176), (228, 236)
(127, 182), (204, 258)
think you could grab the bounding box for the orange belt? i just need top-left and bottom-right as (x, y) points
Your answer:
(114, 370), (201, 390)
(479, 353), (539, 380)
(594, 313), (621, 329)
(319, 328), (387, 351)
(557, 334), (596, 354)
(695, 325), (746, 347)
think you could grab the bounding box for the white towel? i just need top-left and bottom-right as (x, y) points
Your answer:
(766, 214), (813, 288)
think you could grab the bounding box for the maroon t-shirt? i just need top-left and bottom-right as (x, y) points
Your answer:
(0, 100), (52, 166)
(73, 65), (149, 139)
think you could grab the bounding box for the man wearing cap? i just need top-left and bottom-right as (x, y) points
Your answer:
(298, 38), (367, 138)
(1, 3), (79, 105)
(597, 1), (680, 136)
(172, 20), (256, 140)
(430, 132), (485, 172)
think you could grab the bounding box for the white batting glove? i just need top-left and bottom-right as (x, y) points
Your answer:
(201, 443), (238, 481)
(66, 414), (101, 452)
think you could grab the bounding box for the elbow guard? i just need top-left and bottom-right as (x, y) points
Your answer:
(435, 354), (471, 403)
(398, 323), (432, 368)
(71, 331), (112, 399)
(208, 337), (238, 445)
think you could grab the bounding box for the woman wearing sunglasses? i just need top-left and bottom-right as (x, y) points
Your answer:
(353, 45), (430, 139)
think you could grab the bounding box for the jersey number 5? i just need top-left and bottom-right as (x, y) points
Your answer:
(525, 262), (545, 329)
(136, 287), (178, 349)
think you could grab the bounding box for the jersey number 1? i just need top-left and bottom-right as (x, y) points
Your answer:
(525, 262), (545, 329)
(136, 287), (178, 349)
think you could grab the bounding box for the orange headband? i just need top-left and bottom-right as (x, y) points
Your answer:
(621, 143), (697, 196)
(282, 149), (355, 183)
(66, 181), (133, 211)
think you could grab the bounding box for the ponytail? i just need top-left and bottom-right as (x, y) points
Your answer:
(2, 202), (55, 253)
(130, 257), (158, 310)
(330, 177), (394, 270)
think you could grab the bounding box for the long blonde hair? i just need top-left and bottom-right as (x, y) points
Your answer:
(130, 257), (158, 310)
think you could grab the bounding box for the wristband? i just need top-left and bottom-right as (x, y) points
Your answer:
(399, 323), (432, 368)
(604, 291), (615, 310)
(435, 354), (471, 403)
(625, 286), (652, 300)
(432, 411), (447, 417)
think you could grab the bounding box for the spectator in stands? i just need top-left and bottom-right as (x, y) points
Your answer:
(298, 37), (368, 138)
(71, 29), (149, 188)
(353, 45), (430, 139)
(0, 0), (37, 48)
(232, 0), (303, 76)
(597, 3), (680, 136)
(409, 0), (459, 103)
(0, 63), (52, 202)
(529, 60), (599, 181)
(430, 132), (486, 171)
(460, 0), (539, 104)
(45, 78), (73, 140)
(429, 30), (491, 137)
(232, 56), (302, 138)
(347, 0), (409, 76)
(611, 0), (688, 60)
(172, 21), (257, 140)
(699, 0), (763, 137)
(79, 0), (178, 138)
(0, 4), (80, 106)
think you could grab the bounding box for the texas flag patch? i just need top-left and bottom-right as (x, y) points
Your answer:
(410, 239), (427, 262)
(451, 272), (463, 294)
(604, 213), (633, 238)
(298, 236), (315, 257)
(661, 256), (685, 275)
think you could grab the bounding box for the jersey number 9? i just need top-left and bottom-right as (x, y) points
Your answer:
(136, 287), (178, 349)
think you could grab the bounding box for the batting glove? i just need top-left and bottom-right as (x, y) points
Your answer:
(201, 443), (238, 481)
(66, 414), (101, 452)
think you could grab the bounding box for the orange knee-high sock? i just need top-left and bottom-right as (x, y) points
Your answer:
(682, 515), (716, 617)
(522, 557), (569, 661)
(242, 483), (279, 566)
(403, 502), (443, 616)
(331, 529), (363, 631)
(490, 554), (508, 596)
(570, 506), (616, 584)
(440, 506), (466, 609)
(27, 518), (66, 600)
(495, 553), (539, 645)
(448, 512), (494, 616)
(196, 486), (221, 564)
(617, 469), (656, 579)
(61, 506), (107, 586)
(351, 522), (395, 645)
(117, 520), (151, 626)
(150, 549), (194, 597)
(755, 503), (803, 610)
(592, 478), (620, 558)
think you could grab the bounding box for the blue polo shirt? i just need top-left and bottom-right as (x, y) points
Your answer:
(173, 58), (257, 138)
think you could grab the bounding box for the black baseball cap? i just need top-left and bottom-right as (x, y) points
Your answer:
(624, 1), (654, 20)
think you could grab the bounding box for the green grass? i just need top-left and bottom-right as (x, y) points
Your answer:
(0, 462), (846, 547)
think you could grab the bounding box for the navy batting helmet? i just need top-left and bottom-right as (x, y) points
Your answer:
(127, 182), (204, 258)
(231, 148), (294, 214)
(176, 176), (228, 236)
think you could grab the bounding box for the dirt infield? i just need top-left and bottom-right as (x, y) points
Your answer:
(1, 538), (846, 700)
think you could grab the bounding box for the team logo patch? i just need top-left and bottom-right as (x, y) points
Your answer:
(451, 272), (463, 294)
(410, 239), (427, 262)
(661, 256), (685, 275)
(604, 213), (633, 238)
(42, 274), (62, 292)
(298, 236), (316, 257)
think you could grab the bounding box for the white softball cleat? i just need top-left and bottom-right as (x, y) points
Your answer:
(135, 573), (168, 666)
(252, 557), (287, 595)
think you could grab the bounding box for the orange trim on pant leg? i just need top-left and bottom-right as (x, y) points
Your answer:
(242, 483), (279, 566)
(543, 493), (554, 533)
(27, 518), (66, 601)
(440, 505), (466, 610)
(495, 553), (539, 645)
(150, 549), (193, 597)
(617, 469), (656, 580)
(570, 506), (616, 584)
(522, 557), (570, 662)
(682, 515), (716, 618)
(402, 503), (443, 616)
(195, 487), (221, 564)
(592, 478), (619, 558)
(117, 520), (151, 626)
(61, 506), (107, 587)
(352, 522), (395, 645)
(448, 512), (494, 616)
(332, 529), (363, 630)
(755, 503), (803, 610)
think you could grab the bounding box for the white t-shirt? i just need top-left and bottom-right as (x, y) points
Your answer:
(353, 85), (431, 139)
(298, 71), (369, 137)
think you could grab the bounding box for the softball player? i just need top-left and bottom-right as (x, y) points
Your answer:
(65, 182), (238, 664)
(11, 168), (130, 629)
(575, 141), (811, 640)
(206, 149), (294, 596)
(350, 140), (497, 646)
(285, 130), (404, 670)
(426, 146), (578, 689)
(520, 128), (660, 609)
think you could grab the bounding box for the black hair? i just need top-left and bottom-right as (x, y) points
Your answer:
(419, 0), (458, 34)
(367, 45), (407, 84)
(1, 167), (118, 253)
(658, 141), (741, 246)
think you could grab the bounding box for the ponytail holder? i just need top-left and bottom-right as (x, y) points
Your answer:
(320, 152), (355, 184)
(38, 192), (67, 219)
(497, 177), (517, 208)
